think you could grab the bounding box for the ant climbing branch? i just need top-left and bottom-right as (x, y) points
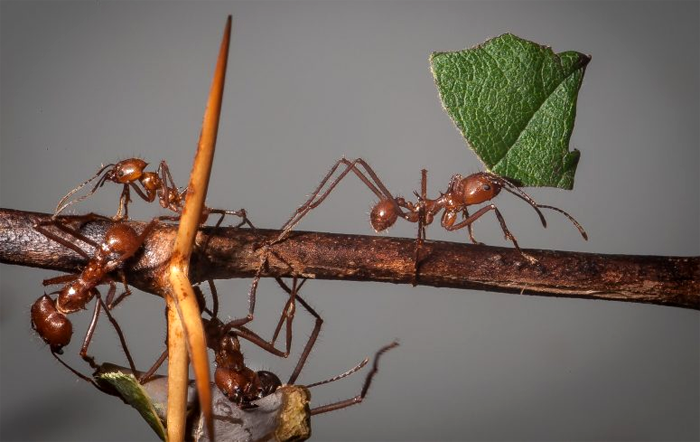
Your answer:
(1, 208), (698, 310)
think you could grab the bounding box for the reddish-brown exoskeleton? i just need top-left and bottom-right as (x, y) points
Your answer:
(31, 214), (159, 380)
(370, 168), (588, 263)
(53, 158), (252, 227)
(238, 158), (588, 316)
(139, 277), (396, 412)
(204, 300), (398, 413)
(54, 159), (183, 220)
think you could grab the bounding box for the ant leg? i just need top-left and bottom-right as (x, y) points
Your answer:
(79, 286), (138, 374)
(129, 181), (156, 203)
(279, 279), (323, 385)
(309, 341), (399, 415)
(106, 271), (132, 309)
(35, 214), (109, 258)
(461, 208), (482, 245)
(78, 289), (103, 370)
(138, 306), (170, 384)
(245, 158), (402, 335)
(200, 280), (218, 318)
(447, 204), (538, 264)
(274, 158), (399, 245)
(208, 208), (255, 230)
(214, 276), (320, 370)
(156, 160), (183, 213)
(43, 274), (78, 287)
(115, 184), (132, 220)
(269, 277), (304, 349)
(203, 279), (286, 357)
(50, 350), (118, 396)
(411, 169), (428, 286)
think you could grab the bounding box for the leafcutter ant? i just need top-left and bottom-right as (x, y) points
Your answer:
(31, 214), (158, 383)
(52, 158), (252, 228)
(196, 279), (397, 412)
(243, 157), (587, 292)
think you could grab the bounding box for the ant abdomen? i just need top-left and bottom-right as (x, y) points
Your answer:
(370, 199), (398, 232)
(31, 295), (73, 353)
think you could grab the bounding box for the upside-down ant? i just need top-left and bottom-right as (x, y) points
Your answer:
(201, 287), (397, 412)
(31, 214), (158, 380)
(136, 276), (394, 413)
(53, 158), (252, 227)
(138, 277), (323, 391)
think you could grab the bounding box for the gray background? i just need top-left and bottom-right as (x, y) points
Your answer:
(1, 1), (698, 441)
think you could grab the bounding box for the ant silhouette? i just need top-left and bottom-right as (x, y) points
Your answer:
(53, 158), (252, 227)
(31, 214), (159, 384)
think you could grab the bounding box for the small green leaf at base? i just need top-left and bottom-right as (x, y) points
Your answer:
(95, 364), (311, 442)
(430, 33), (590, 189)
(97, 369), (168, 441)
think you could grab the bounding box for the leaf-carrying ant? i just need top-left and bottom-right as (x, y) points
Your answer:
(246, 157), (587, 288)
(53, 158), (252, 227)
(31, 214), (159, 381)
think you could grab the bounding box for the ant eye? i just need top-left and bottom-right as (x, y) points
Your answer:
(482, 184), (491, 191)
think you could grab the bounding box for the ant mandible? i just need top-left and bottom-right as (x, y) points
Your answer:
(31, 214), (159, 379)
(53, 158), (252, 227)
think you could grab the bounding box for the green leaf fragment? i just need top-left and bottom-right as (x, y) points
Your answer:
(430, 33), (590, 189)
(97, 370), (168, 441)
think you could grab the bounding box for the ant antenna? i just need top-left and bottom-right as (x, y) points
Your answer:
(489, 174), (548, 228)
(494, 174), (588, 240)
(305, 358), (369, 389)
(54, 163), (114, 216)
(536, 204), (588, 240)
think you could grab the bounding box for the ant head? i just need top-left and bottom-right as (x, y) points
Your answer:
(31, 295), (73, 353)
(257, 370), (282, 397)
(370, 199), (398, 232)
(107, 158), (148, 184)
(460, 172), (503, 205)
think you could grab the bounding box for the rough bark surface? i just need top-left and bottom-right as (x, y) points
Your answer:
(1, 208), (698, 310)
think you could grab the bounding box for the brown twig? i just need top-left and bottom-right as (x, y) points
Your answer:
(1, 208), (697, 310)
